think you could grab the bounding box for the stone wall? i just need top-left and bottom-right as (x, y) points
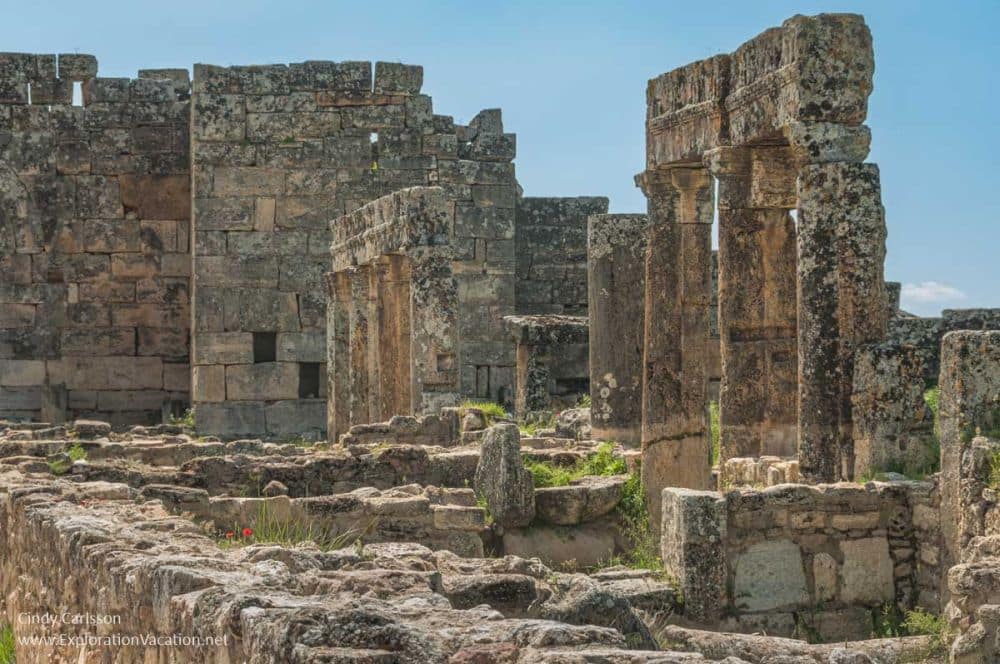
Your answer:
(1, 53), (191, 425)
(189, 61), (517, 437)
(503, 314), (589, 416)
(888, 308), (1000, 385)
(851, 341), (936, 479)
(661, 481), (943, 640)
(514, 197), (608, 316)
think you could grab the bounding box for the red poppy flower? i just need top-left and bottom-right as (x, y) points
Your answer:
(242, 527), (253, 538)
(225, 531), (234, 539)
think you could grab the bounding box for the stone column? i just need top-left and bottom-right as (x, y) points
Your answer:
(379, 254), (412, 418)
(347, 265), (372, 426)
(408, 249), (460, 414)
(789, 122), (887, 482)
(706, 147), (798, 468)
(325, 271), (351, 443)
(638, 166), (713, 533)
(366, 263), (383, 422)
(587, 213), (648, 445)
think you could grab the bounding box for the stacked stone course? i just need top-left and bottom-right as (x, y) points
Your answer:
(1, 53), (190, 425)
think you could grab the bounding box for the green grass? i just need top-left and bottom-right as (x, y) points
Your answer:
(873, 605), (952, 661)
(519, 411), (556, 437)
(460, 400), (508, 422)
(168, 408), (195, 428)
(0, 623), (13, 664)
(576, 394), (591, 408)
(526, 442), (626, 488)
(220, 501), (374, 551)
(709, 401), (720, 467)
(48, 443), (87, 475)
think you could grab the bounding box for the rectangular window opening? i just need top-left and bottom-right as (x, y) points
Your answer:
(299, 362), (321, 399)
(72, 81), (83, 107)
(253, 332), (277, 363)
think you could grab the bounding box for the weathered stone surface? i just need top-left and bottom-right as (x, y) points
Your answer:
(474, 423), (535, 528)
(733, 540), (809, 611)
(587, 213), (648, 445)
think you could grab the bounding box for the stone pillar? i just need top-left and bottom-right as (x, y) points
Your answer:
(706, 147), (798, 467)
(790, 122), (887, 482)
(514, 341), (550, 417)
(660, 487), (727, 623)
(379, 254), (412, 418)
(408, 249), (460, 414)
(347, 265), (372, 426)
(366, 263), (383, 422)
(638, 166), (713, 533)
(938, 331), (1000, 595)
(325, 271), (351, 443)
(587, 213), (648, 445)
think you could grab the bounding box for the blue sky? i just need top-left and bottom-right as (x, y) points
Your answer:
(3, 0), (997, 316)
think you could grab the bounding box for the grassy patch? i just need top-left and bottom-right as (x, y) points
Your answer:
(169, 408), (195, 429)
(576, 394), (591, 408)
(48, 443), (87, 475)
(519, 412), (556, 437)
(874, 605), (952, 661)
(220, 501), (374, 551)
(0, 623), (13, 664)
(460, 400), (508, 422)
(709, 401), (720, 467)
(526, 442), (626, 488)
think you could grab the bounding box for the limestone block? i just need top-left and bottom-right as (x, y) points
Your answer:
(237, 289), (299, 332)
(193, 332), (253, 365)
(75, 175), (122, 218)
(839, 537), (894, 605)
(225, 362), (298, 401)
(58, 54), (98, 80)
(733, 540), (809, 611)
(473, 424), (534, 529)
(0, 359), (46, 386)
(534, 475), (626, 526)
(192, 93), (245, 141)
(660, 488), (726, 622)
(192, 365), (225, 402)
(374, 62), (423, 94)
(502, 520), (619, 568)
(83, 77), (130, 104)
(120, 174), (190, 220)
(814, 552), (838, 603)
(276, 332), (325, 362)
(196, 401), (266, 437)
(263, 399), (326, 437)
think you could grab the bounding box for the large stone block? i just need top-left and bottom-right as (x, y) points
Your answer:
(120, 175), (190, 219)
(196, 401), (267, 437)
(473, 424), (534, 529)
(225, 362), (298, 401)
(733, 540), (809, 611)
(660, 488), (726, 622)
(839, 537), (894, 605)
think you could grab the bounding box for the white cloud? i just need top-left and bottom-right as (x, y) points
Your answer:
(901, 281), (967, 304)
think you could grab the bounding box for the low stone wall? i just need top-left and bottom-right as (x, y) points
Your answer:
(723, 456), (799, 487)
(338, 409), (461, 448)
(661, 481), (943, 640)
(145, 483), (486, 557)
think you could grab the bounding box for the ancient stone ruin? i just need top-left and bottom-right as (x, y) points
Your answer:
(2, 12), (1000, 664)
